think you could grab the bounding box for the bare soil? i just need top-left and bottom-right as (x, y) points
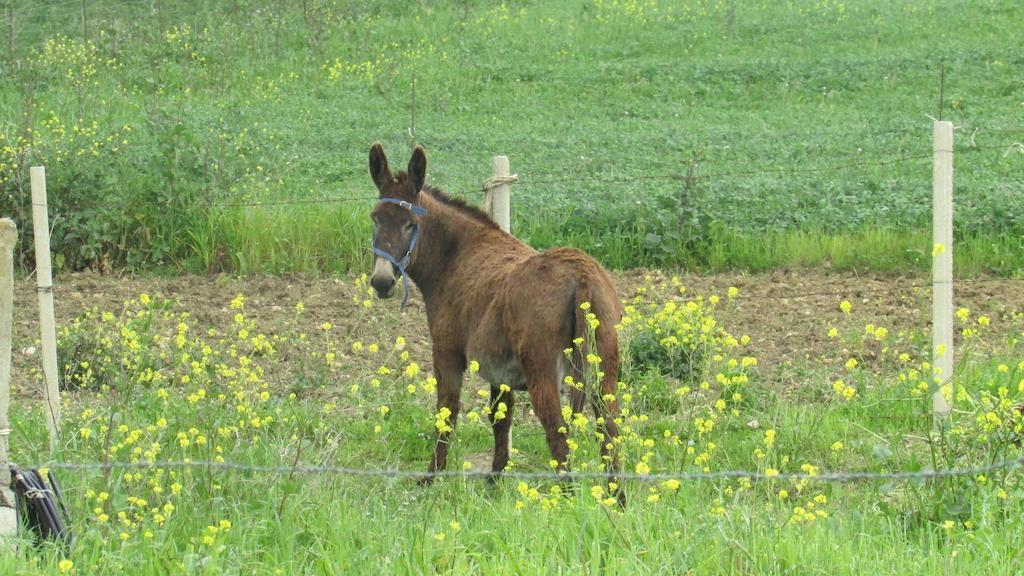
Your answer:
(9, 268), (1023, 398)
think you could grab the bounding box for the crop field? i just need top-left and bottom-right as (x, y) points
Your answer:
(1, 0), (1024, 574)
(0, 0), (1022, 274)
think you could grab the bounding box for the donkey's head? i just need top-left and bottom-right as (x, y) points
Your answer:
(368, 143), (428, 300)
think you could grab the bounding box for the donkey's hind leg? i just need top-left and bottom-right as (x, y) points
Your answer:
(488, 384), (515, 481)
(523, 355), (571, 474)
(592, 385), (625, 506)
(568, 387), (586, 418)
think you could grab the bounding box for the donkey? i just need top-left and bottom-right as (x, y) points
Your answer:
(367, 144), (624, 502)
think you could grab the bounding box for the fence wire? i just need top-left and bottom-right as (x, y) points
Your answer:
(23, 454), (1024, 484)
(37, 276), (1024, 305)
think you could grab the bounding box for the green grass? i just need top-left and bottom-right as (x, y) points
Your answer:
(1, 0), (1023, 274)
(1, 278), (1023, 574)
(183, 206), (371, 274)
(702, 227), (1024, 275)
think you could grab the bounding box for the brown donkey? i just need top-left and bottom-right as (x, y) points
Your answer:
(367, 144), (624, 501)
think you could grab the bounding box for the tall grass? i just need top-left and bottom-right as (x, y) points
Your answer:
(0, 0), (1021, 275)
(183, 207), (371, 274)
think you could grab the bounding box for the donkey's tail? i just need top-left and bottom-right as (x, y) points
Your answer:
(570, 274), (622, 421)
(572, 272), (625, 504)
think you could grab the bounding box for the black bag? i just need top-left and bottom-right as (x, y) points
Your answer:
(8, 466), (72, 548)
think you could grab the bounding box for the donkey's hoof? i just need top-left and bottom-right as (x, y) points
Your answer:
(417, 473), (437, 486)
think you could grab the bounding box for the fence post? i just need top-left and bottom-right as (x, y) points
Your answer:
(0, 219), (15, 539)
(30, 166), (61, 454)
(932, 121), (954, 419)
(484, 156), (512, 233)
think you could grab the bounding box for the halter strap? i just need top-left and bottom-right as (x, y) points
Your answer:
(372, 197), (427, 311)
(377, 197), (427, 217)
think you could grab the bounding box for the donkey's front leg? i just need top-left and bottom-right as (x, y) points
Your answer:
(422, 350), (465, 483)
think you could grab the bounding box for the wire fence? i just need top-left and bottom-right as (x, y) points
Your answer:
(19, 453), (1024, 484)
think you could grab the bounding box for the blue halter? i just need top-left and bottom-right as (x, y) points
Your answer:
(371, 198), (427, 311)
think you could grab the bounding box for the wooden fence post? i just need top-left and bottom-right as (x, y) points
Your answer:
(0, 219), (16, 538)
(932, 121), (954, 419)
(484, 156), (512, 233)
(30, 166), (61, 454)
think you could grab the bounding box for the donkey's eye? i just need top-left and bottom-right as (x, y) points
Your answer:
(404, 222), (415, 232)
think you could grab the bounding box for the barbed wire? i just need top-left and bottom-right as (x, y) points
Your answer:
(24, 454), (1024, 483)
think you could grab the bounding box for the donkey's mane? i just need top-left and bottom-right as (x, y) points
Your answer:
(420, 183), (499, 229)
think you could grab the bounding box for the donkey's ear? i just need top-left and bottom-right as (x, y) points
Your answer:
(369, 143), (393, 192)
(408, 146), (427, 195)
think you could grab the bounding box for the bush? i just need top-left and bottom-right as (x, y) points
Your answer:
(622, 284), (720, 383)
(620, 278), (754, 414)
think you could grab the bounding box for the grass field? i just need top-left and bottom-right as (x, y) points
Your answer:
(1, 1), (1024, 573)
(1, 0), (1023, 274)
(1, 273), (1022, 574)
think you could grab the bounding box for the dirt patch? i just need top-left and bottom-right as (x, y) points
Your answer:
(617, 268), (1023, 388)
(8, 269), (1023, 398)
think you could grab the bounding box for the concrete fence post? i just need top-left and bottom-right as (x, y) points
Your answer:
(932, 121), (954, 419)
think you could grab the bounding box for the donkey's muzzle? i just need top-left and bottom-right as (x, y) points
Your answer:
(371, 257), (397, 298)
(371, 275), (396, 298)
